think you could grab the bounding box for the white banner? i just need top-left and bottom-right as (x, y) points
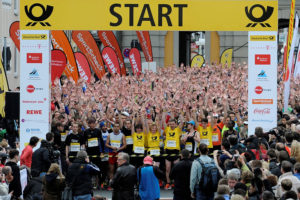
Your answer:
(20, 30), (50, 151)
(284, 13), (299, 111)
(248, 32), (277, 135)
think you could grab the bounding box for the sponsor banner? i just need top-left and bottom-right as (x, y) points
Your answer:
(9, 21), (20, 51)
(75, 52), (92, 83)
(129, 48), (142, 75)
(284, 13), (299, 111)
(20, 30), (50, 152)
(72, 31), (105, 79)
(284, 0), (296, 79)
(97, 31), (126, 75)
(191, 54), (205, 68)
(220, 48), (233, 68)
(136, 31), (153, 62)
(20, 0), (277, 31)
(248, 31), (277, 135)
(102, 46), (121, 75)
(51, 49), (67, 83)
(51, 30), (79, 82)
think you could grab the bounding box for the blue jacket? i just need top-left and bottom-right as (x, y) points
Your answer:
(138, 166), (160, 200)
(294, 173), (300, 180)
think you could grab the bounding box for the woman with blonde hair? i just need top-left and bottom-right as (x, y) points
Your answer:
(291, 140), (300, 163)
(42, 163), (66, 200)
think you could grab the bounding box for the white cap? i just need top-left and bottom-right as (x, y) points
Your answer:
(121, 111), (130, 117)
(244, 121), (248, 125)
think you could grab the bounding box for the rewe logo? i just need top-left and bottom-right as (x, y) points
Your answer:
(245, 4), (274, 27)
(25, 3), (53, 26)
(26, 110), (42, 115)
(255, 54), (270, 65)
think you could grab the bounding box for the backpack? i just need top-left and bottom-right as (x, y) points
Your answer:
(196, 158), (220, 194)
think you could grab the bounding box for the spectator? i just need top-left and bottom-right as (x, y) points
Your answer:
(66, 150), (100, 200)
(23, 170), (43, 200)
(42, 163), (66, 200)
(137, 156), (164, 200)
(111, 152), (136, 200)
(216, 185), (230, 200)
(5, 149), (22, 199)
(276, 161), (300, 198)
(267, 149), (281, 177)
(190, 143), (219, 200)
(20, 136), (39, 168)
(291, 140), (300, 163)
(294, 162), (300, 180)
(170, 149), (193, 200)
(262, 191), (275, 200)
(227, 172), (239, 194)
(0, 169), (12, 200)
(280, 179), (293, 199)
(281, 190), (297, 200)
(31, 140), (52, 177)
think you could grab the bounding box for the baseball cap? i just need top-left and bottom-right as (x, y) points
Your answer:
(121, 111), (130, 117)
(244, 121), (248, 125)
(187, 120), (195, 126)
(143, 156), (153, 165)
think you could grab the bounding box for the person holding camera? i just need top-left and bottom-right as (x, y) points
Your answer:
(31, 133), (54, 177)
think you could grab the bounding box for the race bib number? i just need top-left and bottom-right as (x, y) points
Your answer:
(126, 136), (133, 145)
(167, 140), (176, 148)
(150, 148), (160, 156)
(185, 142), (193, 151)
(88, 138), (98, 147)
(70, 143), (80, 152)
(200, 139), (209, 146)
(134, 146), (144, 154)
(111, 140), (121, 148)
(212, 134), (219, 142)
(61, 133), (67, 142)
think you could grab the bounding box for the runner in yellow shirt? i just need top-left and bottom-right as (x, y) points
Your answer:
(162, 112), (184, 190)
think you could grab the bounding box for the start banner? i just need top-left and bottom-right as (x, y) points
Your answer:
(20, 0), (277, 31)
(248, 31), (277, 135)
(20, 30), (50, 151)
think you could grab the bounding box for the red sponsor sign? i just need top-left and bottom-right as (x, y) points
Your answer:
(129, 48), (142, 76)
(26, 110), (42, 114)
(27, 53), (42, 63)
(75, 52), (92, 83)
(253, 108), (271, 115)
(255, 86), (263, 94)
(102, 47), (121, 75)
(136, 31), (153, 62)
(26, 85), (35, 93)
(255, 54), (271, 65)
(98, 31), (126, 75)
(9, 21), (20, 51)
(72, 31), (105, 79)
(51, 49), (67, 83)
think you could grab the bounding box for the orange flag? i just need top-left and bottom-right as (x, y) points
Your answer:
(72, 31), (105, 79)
(51, 31), (79, 82)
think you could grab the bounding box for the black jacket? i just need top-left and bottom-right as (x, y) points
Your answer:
(170, 158), (193, 199)
(31, 140), (52, 175)
(112, 162), (136, 200)
(23, 176), (43, 200)
(66, 158), (99, 196)
(5, 161), (22, 198)
(269, 159), (281, 177)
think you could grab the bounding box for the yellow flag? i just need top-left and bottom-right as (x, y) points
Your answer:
(191, 54), (205, 68)
(220, 48), (233, 68)
(0, 57), (9, 118)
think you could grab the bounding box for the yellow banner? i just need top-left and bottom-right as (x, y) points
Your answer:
(191, 55), (205, 68)
(220, 48), (233, 68)
(285, 0), (296, 76)
(0, 58), (8, 118)
(20, 0), (278, 31)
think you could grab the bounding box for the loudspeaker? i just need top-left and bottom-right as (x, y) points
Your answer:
(5, 92), (19, 120)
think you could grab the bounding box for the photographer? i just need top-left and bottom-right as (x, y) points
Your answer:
(31, 133), (55, 177)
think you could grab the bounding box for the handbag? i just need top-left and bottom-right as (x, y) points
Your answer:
(61, 164), (83, 200)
